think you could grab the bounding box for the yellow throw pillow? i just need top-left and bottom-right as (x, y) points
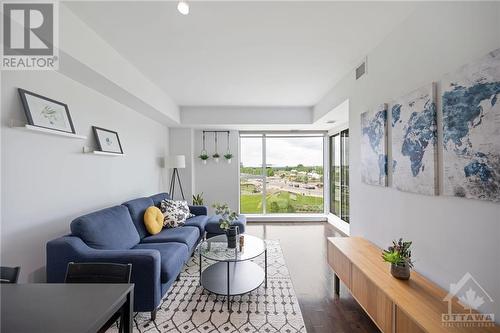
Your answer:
(144, 206), (163, 235)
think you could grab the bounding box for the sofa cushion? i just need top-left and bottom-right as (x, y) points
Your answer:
(205, 214), (247, 235)
(70, 206), (140, 250)
(123, 197), (154, 239)
(143, 206), (163, 235)
(141, 226), (200, 253)
(184, 215), (209, 235)
(149, 192), (171, 207)
(133, 242), (188, 283)
(160, 199), (193, 228)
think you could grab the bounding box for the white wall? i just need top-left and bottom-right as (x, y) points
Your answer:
(60, 3), (180, 125)
(193, 130), (239, 214)
(181, 106), (312, 126)
(168, 128), (195, 201)
(1, 70), (168, 282)
(168, 129), (239, 213)
(315, 2), (500, 318)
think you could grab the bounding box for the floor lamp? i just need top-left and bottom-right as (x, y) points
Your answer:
(167, 155), (186, 200)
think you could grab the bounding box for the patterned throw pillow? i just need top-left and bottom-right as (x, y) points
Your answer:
(160, 199), (194, 228)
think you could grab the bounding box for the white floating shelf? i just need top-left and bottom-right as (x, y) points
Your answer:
(14, 124), (87, 140)
(91, 151), (125, 157)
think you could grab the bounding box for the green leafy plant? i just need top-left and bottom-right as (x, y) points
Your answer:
(212, 153), (220, 158)
(212, 203), (238, 231)
(192, 193), (204, 205)
(199, 153), (209, 160)
(382, 238), (414, 268)
(224, 153), (233, 160)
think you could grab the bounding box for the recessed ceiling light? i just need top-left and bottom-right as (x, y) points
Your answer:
(326, 120), (336, 124)
(177, 1), (189, 15)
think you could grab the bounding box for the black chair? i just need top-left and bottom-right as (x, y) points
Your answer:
(0, 266), (20, 283)
(65, 262), (132, 333)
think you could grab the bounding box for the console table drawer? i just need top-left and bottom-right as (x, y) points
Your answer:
(327, 242), (351, 289)
(351, 265), (393, 333)
(396, 307), (425, 333)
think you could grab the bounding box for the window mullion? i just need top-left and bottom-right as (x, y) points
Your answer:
(262, 134), (267, 214)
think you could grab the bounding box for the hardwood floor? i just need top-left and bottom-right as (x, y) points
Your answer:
(246, 222), (380, 333)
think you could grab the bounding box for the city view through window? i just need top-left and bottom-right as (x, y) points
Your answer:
(240, 134), (324, 214)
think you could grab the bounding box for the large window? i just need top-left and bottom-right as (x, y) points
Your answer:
(240, 133), (324, 214)
(329, 129), (349, 222)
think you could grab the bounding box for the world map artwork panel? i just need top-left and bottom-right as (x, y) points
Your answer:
(361, 104), (388, 186)
(442, 48), (500, 202)
(391, 83), (437, 195)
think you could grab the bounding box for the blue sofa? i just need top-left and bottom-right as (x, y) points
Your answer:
(46, 193), (208, 319)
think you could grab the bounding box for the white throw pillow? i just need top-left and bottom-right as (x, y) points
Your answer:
(160, 199), (194, 228)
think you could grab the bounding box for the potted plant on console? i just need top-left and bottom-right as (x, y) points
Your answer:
(213, 203), (239, 248)
(382, 238), (414, 280)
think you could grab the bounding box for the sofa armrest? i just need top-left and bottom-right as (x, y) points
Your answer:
(189, 205), (208, 216)
(46, 236), (162, 311)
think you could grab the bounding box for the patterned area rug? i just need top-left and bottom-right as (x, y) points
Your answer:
(109, 240), (306, 333)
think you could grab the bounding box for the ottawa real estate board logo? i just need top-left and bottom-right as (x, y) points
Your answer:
(442, 272), (495, 328)
(2, 1), (59, 70)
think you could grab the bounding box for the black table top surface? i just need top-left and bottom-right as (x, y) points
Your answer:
(1, 283), (134, 333)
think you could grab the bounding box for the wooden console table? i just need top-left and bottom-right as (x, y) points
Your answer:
(327, 237), (499, 333)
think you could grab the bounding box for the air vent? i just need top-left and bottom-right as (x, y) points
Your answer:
(355, 60), (367, 80)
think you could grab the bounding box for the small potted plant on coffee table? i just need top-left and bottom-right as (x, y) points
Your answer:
(213, 203), (239, 248)
(382, 238), (414, 280)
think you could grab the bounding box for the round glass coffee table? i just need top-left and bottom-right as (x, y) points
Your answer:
(198, 234), (267, 309)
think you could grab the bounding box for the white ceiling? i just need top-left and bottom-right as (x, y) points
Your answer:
(65, 1), (417, 107)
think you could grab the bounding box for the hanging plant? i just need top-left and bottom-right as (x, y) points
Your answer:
(213, 132), (220, 163)
(224, 132), (232, 163)
(199, 132), (209, 164)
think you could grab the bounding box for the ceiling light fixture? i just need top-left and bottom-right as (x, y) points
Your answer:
(177, 1), (189, 15)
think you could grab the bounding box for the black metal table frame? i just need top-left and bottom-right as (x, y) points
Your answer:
(198, 245), (267, 310)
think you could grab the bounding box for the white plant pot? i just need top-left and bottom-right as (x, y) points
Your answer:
(214, 158), (219, 163)
(202, 159), (207, 165)
(226, 158), (232, 164)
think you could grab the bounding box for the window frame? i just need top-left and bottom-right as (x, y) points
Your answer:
(329, 128), (349, 223)
(239, 131), (326, 215)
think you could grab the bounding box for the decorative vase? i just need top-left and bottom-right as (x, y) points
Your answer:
(226, 158), (232, 164)
(391, 263), (410, 280)
(225, 226), (239, 249)
(214, 157), (219, 163)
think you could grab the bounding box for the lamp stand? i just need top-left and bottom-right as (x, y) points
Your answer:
(169, 168), (185, 200)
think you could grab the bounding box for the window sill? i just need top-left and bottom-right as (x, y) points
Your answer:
(327, 213), (350, 236)
(245, 214), (327, 222)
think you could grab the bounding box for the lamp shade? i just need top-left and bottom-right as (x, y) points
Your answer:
(166, 155), (186, 169)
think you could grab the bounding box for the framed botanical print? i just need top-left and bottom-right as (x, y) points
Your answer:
(92, 126), (124, 154)
(18, 88), (76, 134)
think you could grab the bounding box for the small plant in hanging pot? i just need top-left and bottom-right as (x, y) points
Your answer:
(199, 152), (209, 165)
(212, 153), (220, 163)
(382, 238), (414, 280)
(213, 203), (239, 248)
(224, 153), (233, 164)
